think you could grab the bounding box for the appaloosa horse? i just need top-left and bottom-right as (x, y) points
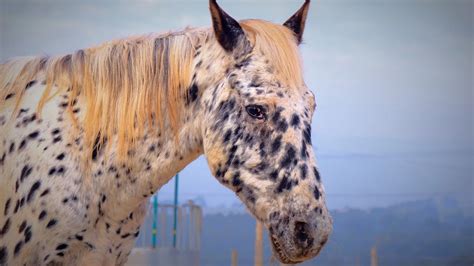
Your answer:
(0, 0), (332, 265)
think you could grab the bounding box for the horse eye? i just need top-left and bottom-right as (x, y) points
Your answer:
(245, 105), (266, 120)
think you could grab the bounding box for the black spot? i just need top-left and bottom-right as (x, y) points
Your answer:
(24, 226), (32, 243)
(303, 123), (312, 144)
(19, 197), (25, 208)
(276, 176), (294, 193)
(313, 186), (320, 200)
(215, 167), (223, 178)
(27, 180), (41, 203)
(9, 142), (15, 153)
(20, 165), (33, 182)
(269, 170), (278, 181)
(271, 108), (289, 132)
(280, 145), (296, 169)
(51, 128), (60, 135)
(75, 235), (83, 241)
(301, 140), (307, 159)
(38, 210), (47, 220)
(313, 166), (321, 182)
(290, 114), (300, 127)
(231, 172), (242, 187)
(56, 243), (68, 250)
(272, 109), (282, 124)
(18, 221), (27, 233)
(121, 233), (130, 239)
(52, 136), (62, 143)
(56, 166), (65, 175)
(18, 139), (27, 151)
(0, 218), (11, 237)
(5, 93), (14, 100)
(243, 133), (253, 144)
(269, 211), (280, 220)
(3, 198), (11, 216)
(48, 167), (56, 176)
(40, 189), (50, 197)
(46, 219), (57, 228)
(13, 200), (19, 213)
(28, 131), (39, 139)
(29, 114), (37, 122)
(62, 198), (68, 204)
(187, 83), (199, 104)
(18, 108), (29, 115)
(56, 252), (64, 257)
(256, 162), (268, 172)
(25, 80), (37, 90)
(223, 129), (232, 143)
(148, 145), (155, 153)
(276, 119), (288, 132)
(101, 194), (106, 203)
(85, 242), (95, 249)
(56, 153), (65, 160)
(271, 136), (282, 154)
(13, 241), (23, 256)
(0, 246), (7, 264)
(300, 165), (308, 180)
(249, 76), (262, 88)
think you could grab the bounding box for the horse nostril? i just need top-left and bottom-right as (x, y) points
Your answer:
(294, 221), (311, 244)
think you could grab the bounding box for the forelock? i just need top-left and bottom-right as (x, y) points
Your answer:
(240, 19), (304, 91)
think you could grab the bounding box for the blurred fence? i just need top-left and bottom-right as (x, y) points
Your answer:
(135, 200), (202, 250)
(127, 200), (203, 266)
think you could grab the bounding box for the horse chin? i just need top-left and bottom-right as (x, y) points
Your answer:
(269, 233), (303, 265)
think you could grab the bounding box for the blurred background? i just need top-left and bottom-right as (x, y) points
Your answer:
(1, 0), (472, 265)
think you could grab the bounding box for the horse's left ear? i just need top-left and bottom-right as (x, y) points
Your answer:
(209, 0), (250, 53)
(283, 0), (310, 44)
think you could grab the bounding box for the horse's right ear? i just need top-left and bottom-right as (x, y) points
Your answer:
(209, 0), (249, 53)
(283, 0), (310, 45)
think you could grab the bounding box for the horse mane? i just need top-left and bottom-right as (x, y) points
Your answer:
(241, 19), (304, 89)
(0, 29), (206, 159)
(0, 19), (303, 161)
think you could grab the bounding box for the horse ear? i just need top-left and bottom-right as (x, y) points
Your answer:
(283, 0), (310, 44)
(209, 0), (249, 53)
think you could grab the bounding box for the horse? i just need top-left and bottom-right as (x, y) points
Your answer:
(0, 0), (332, 265)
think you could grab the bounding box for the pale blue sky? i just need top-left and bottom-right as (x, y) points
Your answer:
(1, 0), (472, 210)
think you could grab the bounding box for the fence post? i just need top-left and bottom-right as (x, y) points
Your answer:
(254, 221), (263, 266)
(371, 246), (378, 266)
(173, 174), (179, 248)
(231, 249), (238, 266)
(152, 194), (158, 248)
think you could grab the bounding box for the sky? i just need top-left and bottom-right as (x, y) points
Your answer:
(0, 0), (472, 210)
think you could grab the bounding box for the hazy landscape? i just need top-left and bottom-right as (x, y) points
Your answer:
(199, 198), (473, 266)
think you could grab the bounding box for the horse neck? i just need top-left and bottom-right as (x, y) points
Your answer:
(90, 64), (209, 221)
(87, 32), (230, 220)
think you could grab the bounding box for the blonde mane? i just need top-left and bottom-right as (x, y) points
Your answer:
(241, 20), (304, 89)
(0, 20), (303, 161)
